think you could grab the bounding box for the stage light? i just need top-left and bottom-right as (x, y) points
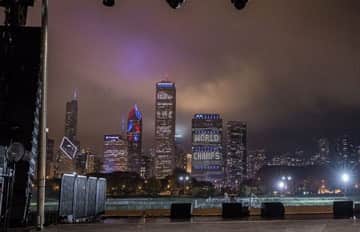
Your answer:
(231, 0), (248, 10)
(103, 0), (115, 7)
(166, 0), (185, 9)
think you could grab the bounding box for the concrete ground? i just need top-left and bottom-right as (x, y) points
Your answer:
(41, 218), (360, 232)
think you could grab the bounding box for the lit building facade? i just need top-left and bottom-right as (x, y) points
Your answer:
(335, 135), (356, 169)
(191, 114), (223, 186)
(46, 138), (55, 179)
(64, 90), (78, 143)
(247, 149), (266, 180)
(127, 104), (143, 174)
(225, 121), (247, 189)
(317, 138), (330, 166)
(101, 135), (128, 173)
(154, 81), (176, 179)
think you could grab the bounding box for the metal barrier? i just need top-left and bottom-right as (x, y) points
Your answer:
(59, 174), (106, 223)
(96, 178), (106, 215)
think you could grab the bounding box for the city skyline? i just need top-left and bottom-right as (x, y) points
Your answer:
(22, 0), (360, 155)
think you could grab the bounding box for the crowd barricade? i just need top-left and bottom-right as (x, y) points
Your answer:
(59, 174), (106, 223)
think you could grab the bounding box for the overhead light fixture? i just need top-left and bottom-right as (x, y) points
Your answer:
(103, 0), (115, 7)
(166, 0), (185, 9)
(231, 0), (248, 10)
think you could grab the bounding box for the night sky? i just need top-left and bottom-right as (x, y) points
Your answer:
(22, 0), (360, 154)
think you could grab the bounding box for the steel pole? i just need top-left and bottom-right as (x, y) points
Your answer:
(37, 0), (48, 230)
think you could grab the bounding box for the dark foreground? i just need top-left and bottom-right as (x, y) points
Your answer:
(37, 218), (360, 232)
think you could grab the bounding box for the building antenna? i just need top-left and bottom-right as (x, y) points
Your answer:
(121, 114), (126, 134)
(73, 88), (79, 101)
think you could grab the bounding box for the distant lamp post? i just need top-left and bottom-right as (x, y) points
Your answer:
(341, 172), (350, 196)
(179, 175), (190, 195)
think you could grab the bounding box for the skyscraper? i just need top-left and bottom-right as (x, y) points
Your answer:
(46, 137), (55, 179)
(101, 135), (128, 173)
(317, 138), (330, 166)
(225, 121), (247, 189)
(191, 114), (223, 186)
(127, 104), (143, 174)
(64, 90), (78, 143)
(247, 149), (266, 180)
(154, 81), (176, 179)
(335, 135), (356, 169)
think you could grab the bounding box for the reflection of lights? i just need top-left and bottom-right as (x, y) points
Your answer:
(167, 184), (171, 189)
(281, 176), (286, 180)
(179, 176), (184, 181)
(185, 176), (190, 181)
(287, 176), (292, 181)
(355, 184), (359, 189)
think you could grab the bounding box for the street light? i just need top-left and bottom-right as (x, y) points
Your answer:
(340, 172), (351, 196)
(277, 181), (285, 190)
(179, 175), (190, 195)
(341, 173), (350, 183)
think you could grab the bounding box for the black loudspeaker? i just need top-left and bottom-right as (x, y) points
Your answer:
(170, 203), (192, 219)
(354, 203), (360, 217)
(0, 26), (41, 151)
(0, 26), (40, 227)
(333, 201), (353, 219)
(261, 202), (285, 219)
(222, 203), (249, 219)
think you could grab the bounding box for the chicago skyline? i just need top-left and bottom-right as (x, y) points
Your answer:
(22, 0), (360, 155)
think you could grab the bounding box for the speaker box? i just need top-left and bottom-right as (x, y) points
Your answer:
(333, 201), (353, 219)
(261, 202), (284, 219)
(170, 203), (192, 219)
(354, 203), (360, 217)
(222, 203), (249, 219)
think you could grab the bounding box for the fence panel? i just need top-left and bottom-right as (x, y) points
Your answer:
(73, 175), (87, 219)
(96, 178), (106, 215)
(86, 177), (97, 217)
(59, 174), (76, 217)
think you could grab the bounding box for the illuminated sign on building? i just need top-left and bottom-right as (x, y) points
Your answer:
(193, 130), (221, 143)
(191, 113), (224, 185)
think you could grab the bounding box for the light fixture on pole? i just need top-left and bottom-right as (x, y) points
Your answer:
(231, 0), (248, 10)
(166, 0), (185, 9)
(103, 0), (115, 7)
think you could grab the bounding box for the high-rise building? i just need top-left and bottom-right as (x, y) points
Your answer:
(191, 114), (223, 186)
(55, 149), (74, 177)
(318, 138), (330, 166)
(225, 121), (247, 189)
(64, 90), (78, 143)
(127, 104), (143, 174)
(247, 149), (266, 180)
(101, 135), (128, 173)
(335, 135), (356, 169)
(75, 148), (89, 175)
(46, 138), (55, 179)
(154, 81), (176, 179)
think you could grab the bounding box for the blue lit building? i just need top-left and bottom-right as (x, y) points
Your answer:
(127, 104), (143, 175)
(191, 114), (224, 186)
(101, 135), (128, 173)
